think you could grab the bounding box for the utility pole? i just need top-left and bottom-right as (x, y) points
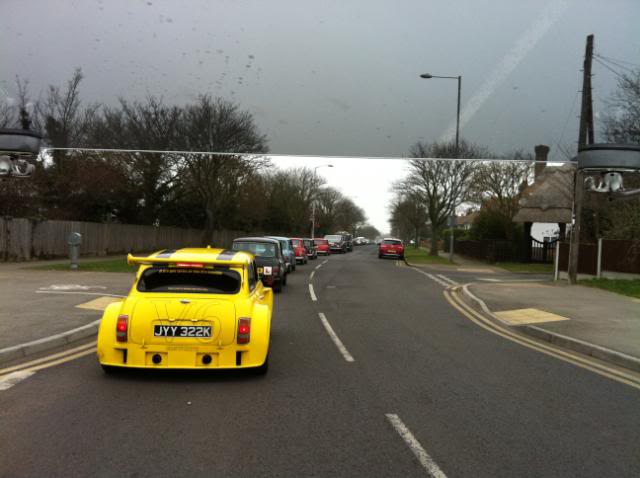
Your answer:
(568, 34), (594, 285)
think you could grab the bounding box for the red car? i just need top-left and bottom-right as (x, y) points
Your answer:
(290, 238), (308, 264)
(378, 238), (405, 259)
(314, 238), (330, 255)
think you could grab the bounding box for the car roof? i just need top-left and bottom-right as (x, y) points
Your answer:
(128, 247), (254, 267)
(234, 237), (280, 245)
(265, 236), (290, 240)
(383, 237), (403, 241)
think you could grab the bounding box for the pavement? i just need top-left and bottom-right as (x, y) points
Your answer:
(1, 246), (639, 477)
(0, 259), (133, 362)
(465, 280), (640, 369)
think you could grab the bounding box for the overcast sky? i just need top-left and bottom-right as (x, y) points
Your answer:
(2, 0), (639, 232)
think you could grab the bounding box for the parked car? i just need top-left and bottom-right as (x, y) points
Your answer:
(232, 237), (287, 292)
(335, 231), (353, 251)
(314, 238), (330, 255)
(378, 238), (405, 259)
(290, 237), (308, 264)
(324, 234), (347, 253)
(303, 238), (317, 260)
(97, 248), (272, 374)
(265, 236), (296, 272)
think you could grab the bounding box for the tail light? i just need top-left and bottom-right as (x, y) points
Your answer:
(116, 314), (128, 342)
(237, 318), (251, 344)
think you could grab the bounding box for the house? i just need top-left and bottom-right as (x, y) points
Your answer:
(513, 145), (574, 262)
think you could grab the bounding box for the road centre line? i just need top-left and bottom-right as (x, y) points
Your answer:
(322, 259), (328, 265)
(0, 370), (35, 391)
(309, 284), (317, 301)
(310, 270), (316, 281)
(385, 414), (448, 478)
(318, 313), (354, 362)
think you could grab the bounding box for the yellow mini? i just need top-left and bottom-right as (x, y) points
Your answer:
(97, 248), (273, 374)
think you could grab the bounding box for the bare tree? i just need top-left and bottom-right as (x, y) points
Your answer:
(602, 69), (640, 143)
(404, 139), (490, 255)
(471, 151), (533, 239)
(389, 189), (428, 247)
(176, 95), (269, 242)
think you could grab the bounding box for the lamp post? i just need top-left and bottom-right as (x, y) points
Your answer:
(310, 164), (333, 239)
(419, 73), (462, 156)
(420, 73), (462, 263)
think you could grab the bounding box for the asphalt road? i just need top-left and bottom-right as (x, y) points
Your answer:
(1, 246), (639, 477)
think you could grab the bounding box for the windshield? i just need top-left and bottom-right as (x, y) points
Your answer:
(232, 242), (276, 258)
(383, 240), (402, 245)
(137, 267), (241, 294)
(314, 239), (328, 245)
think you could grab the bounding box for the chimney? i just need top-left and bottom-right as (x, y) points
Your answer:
(534, 144), (549, 180)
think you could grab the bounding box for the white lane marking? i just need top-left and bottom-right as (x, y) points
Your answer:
(36, 291), (126, 298)
(322, 259), (328, 265)
(315, 263), (323, 270)
(318, 313), (354, 362)
(0, 370), (35, 391)
(477, 278), (502, 282)
(436, 274), (459, 286)
(413, 269), (450, 287)
(40, 284), (108, 291)
(309, 283), (317, 301)
(385, 414), (448, 478)
(310, 270), (316, 281)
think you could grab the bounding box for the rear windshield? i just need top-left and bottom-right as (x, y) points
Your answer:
(325, 235), (342, 241)
(137, 267), (241, 294)
(291, 239), (302, 247)
(314, 239), (328, 245)
(383, 240), (402, 245)
(232, 242), (276, 257)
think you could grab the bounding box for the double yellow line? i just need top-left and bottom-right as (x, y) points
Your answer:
(0, 342), (96, 378)
(444, 286), (640, 391)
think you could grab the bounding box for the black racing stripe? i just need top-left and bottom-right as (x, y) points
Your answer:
(216, 249), (237, 261)
(156, 249), (177, 258)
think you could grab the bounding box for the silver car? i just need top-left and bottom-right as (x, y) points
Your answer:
(265, 236), (296, 272)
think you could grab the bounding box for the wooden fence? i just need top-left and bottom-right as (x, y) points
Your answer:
(0, 218), (245, 261)
(558, 240), (640, 274)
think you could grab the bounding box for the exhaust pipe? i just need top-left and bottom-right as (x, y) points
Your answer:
(152, 354), (162, 365)
(202, 354), (212, 365)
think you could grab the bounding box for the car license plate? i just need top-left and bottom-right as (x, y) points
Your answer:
(154, 325), (212, 337)
(388, 249), (396, 253)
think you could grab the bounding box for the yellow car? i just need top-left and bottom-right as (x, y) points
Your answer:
(97, 248), (273, 374)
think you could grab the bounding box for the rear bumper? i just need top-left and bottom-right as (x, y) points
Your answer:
(97, 343), (268, 369)
(379, 251), (404, 257)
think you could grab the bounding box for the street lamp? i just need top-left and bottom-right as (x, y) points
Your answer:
(310, 164), (333, 239)
(419, 73), (462, 156)
(420, 72), (462, 263)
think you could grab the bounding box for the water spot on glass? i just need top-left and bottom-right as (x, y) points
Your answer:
(217, 49), (224, 54)
(248, 54), (255, 59)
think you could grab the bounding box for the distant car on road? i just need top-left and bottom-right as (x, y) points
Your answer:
(232, 237), (287, 292)
(265, 236), (296, 272)
(290, 237), (308, 264)
(335, 231), (353, 251)
(313, 238), (330, 256)
(97, 248), (272, 374)
(324, 234), (347, 254)
(378, 238), (405, 259)
(303, 238), (317, 260)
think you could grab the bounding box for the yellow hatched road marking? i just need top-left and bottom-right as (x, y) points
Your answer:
(75, 296), (122, 311)
(444, 288), (640, 391)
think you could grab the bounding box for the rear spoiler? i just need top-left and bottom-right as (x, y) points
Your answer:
(127, 254), (247, 268)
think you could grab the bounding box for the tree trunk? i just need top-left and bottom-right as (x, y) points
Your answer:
(202, 197), (216, 246)
(429, 227), (439, 256)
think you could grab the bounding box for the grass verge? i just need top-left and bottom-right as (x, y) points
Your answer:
(494, 262), (553, 274)
(404, 248), (454, 265)
(580, 278), (640, 299)
(30, 258), (135, 273)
